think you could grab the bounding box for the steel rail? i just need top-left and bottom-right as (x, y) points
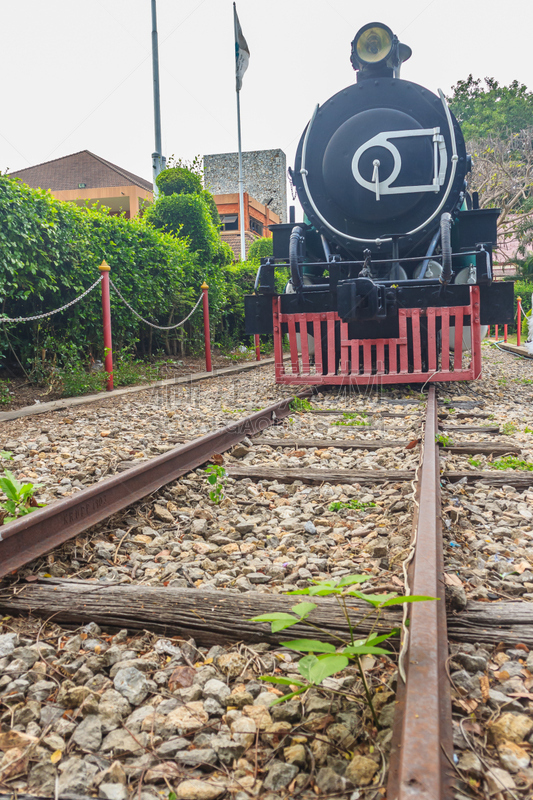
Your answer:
(388, 386), (453, 800)
(0, 392), (308, 580)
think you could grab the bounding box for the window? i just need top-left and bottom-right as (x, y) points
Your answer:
(221, 214), (238, 231)
(249, 216), (263, 236)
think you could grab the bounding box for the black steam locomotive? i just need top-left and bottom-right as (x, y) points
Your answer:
(245, 22), (513, 386)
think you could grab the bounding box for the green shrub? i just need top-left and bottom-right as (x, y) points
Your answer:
(248, 237), (274, 263)
(156, 167), (203, 197)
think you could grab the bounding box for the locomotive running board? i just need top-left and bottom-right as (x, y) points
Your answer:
(273, 286), (481, 386)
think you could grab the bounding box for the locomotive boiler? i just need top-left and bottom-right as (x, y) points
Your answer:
(245, 22), (514, 385)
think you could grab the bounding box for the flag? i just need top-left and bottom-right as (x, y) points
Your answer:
(234, 3), (250, 92)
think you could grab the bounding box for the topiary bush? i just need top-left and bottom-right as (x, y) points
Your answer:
(156, 167), (203, 197)
(247, 236), (273, 263)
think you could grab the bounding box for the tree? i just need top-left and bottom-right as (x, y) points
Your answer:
(448, 76), (533, 140)
(447, 76), (533, 268)
(145, 166), (229, 265)
(466, 129), (533, 268)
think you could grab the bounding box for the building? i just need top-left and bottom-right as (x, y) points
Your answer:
(214, 192), (280, 257)
(204, 149), (287, 223)
(10, 150), (153, 218)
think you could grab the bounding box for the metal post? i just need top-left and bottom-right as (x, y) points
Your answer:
(99, 261), (113, 391)
(254, 333), (261, 361)
(517, 297), (522, 347)
(236, 90), (246, 261)
(504, 324), (508, 343)
(495, 324), (498, 341)
(202, 282), (212, 372)
(151, 0), (163, 197)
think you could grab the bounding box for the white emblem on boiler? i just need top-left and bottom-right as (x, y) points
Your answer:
(352, 127), (448, 201)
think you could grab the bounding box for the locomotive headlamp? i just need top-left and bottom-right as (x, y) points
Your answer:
(355, 24), (393, 64)
(351, 22), (411, 79)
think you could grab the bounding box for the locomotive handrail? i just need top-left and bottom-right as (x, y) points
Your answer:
(267, 248), (486, 269)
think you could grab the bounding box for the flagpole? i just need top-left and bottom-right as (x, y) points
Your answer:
(236, 88), (246, 261)
(151, 0), (165, 198)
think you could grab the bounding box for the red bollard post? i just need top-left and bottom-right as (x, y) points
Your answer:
(504, 324), (508, 343)
(99, 260), (113, 391)
(495, 324), (499, 341)
(254, 333), (261, 361)
(517, 297), (522, 347)
(202, 282), (212, 372)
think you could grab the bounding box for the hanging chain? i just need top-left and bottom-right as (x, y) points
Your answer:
(109, 278), (204, 330)
(0, 276), (103, 323)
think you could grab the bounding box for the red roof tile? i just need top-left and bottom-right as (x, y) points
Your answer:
(10, 150), (152, 192)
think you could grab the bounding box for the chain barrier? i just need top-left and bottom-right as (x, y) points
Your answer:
(0, 276), (103, 324)
(0, 274), (204, 331)
(109, 278), (204, 330)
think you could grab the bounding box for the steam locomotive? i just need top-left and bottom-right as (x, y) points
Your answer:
(245, 22), (513, 385)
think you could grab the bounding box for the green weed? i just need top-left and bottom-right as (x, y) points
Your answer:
(332, 412), (369, 427)
(501, 422), (517, 435)
(468, 457), (482, 469)
(289, 397), (313, 412)
(203, 464), (227, 504)
(492, 456), (533, 471)
(0, 380), (12, 405)
(0, 469), (44, 525)
(435, 434), (453, 447)
(251, 575), (435, 726)
(329, 498), (376, 512)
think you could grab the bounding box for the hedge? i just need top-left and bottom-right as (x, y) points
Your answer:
(0, 174), (255, 374)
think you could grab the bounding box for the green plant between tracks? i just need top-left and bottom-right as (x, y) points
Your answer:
(289, 397), (313, 412)
(203, 464), (227, 504)
(332, 412), (370, 427)
(501, 422), (517, 435)
(435, 433), (453, 447)
(251, 575), (435, 726)
(492, 456), (533, 471)
(0, 469), (44, 525)
(328, 498), (376, 513)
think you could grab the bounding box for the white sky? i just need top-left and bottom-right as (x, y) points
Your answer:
(2, 0), (532, 212)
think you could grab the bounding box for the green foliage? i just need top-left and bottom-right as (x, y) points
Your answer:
(0, 173), (207, 369)
(145, 193), (222, 262)
(332, 411), (369, 427)
(435, 433), (453, 447)
(289, 397), (313, 412)
(219, 260), (257, 345)
(468, 457), (482, 469)
(156, 167), (203, 197)
(251, 575), (435, 722)
(448, 76), (533, 140)
(492, 456), (533, 471)
(1, 451), (13, 460)
(0, 380), (11, 404)
(0, 469), (43, 524)
(0, 167), (256, 374)
(204, 464), (227, 504)
(501, 422), (517, 435)
(247, 237), (274, 263)
(329, 498), (376, 512)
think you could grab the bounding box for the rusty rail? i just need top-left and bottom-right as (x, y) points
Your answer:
(0, 393), (307, 579)
(388, 386), (453, 800)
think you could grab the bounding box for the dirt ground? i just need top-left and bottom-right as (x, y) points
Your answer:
(0, 352), (262, 411)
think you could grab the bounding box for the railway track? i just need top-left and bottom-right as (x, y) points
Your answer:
(1, 377), (533, 799)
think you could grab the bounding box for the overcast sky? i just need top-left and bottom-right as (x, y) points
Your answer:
(2, 0), (532, 207)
